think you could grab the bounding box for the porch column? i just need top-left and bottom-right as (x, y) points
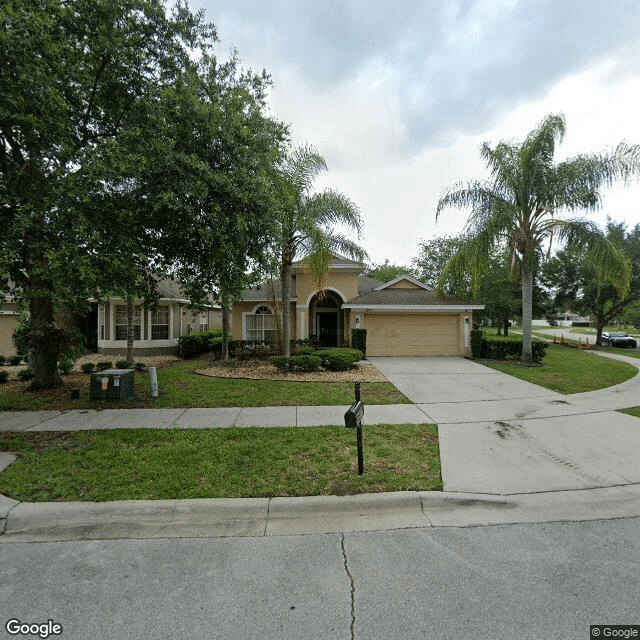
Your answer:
(296, 305), (308, 339)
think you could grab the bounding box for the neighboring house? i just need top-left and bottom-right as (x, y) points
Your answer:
(97, 278), (222, 356)
(231, 255), (484, 357)
(532, 311), (590, 328)
(0, 293), (19, 356)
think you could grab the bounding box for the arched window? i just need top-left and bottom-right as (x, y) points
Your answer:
(245, 305), (276, 341)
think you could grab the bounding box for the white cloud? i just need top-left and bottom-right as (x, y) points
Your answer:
(200, 0), (640, 263)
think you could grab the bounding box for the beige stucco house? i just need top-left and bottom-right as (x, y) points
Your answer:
(97, 278), (222, 356)
(0, 293), (19, 356)
(231, 255), (483, 357)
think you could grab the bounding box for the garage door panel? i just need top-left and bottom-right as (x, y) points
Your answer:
(366, 313), (460, 357)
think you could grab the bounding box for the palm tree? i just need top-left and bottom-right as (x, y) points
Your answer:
(276, 145), (367, 356)
(436, 113), (639, 363)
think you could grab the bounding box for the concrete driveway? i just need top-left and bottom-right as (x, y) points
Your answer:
(369, 355), (640, 495)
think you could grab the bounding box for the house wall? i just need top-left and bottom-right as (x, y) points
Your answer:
(231, 301), (295, 342)
(0, 302), (19, 356)
(295, 270), (359, 305)
(98, 300), (221, 356)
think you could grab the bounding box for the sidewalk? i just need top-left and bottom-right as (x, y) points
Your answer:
(1, 350), (640, 541)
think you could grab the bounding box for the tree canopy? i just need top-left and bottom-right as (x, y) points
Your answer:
(0, 0), (286, 386)
(436, 113), (639, 363)
(541, 220), (640, 343)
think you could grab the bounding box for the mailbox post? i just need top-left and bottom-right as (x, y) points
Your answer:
(344, 382), (365, 475)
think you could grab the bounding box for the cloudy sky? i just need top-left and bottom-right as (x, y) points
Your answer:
(199, 0), (640, 266)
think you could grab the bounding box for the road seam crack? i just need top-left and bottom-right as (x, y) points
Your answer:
(341, 534), (356, 640)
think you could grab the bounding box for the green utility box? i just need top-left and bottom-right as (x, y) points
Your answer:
(90, 369), (135, 401)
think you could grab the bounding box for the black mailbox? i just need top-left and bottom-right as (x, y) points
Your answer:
(344, 400), (364, 428)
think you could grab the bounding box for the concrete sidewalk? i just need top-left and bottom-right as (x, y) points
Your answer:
(2, 351), (640, 540)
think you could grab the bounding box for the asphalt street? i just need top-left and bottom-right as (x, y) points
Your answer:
(1, 518), (638, 640)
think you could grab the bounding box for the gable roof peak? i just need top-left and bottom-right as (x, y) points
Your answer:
(374, 274), (434, 291)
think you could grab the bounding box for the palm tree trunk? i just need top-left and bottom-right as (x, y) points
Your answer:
(521, 261), (534, 364)
(280, 259), (292, 357)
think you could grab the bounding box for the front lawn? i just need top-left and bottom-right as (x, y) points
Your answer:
(0, 357), (408, 410)
(479, 344), (638, 394)
(0, 424), (441, 501)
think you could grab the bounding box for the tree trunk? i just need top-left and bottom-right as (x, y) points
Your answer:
(280, 242), (295, 358)
(503, 318), (509, 337)
(29, 288), (62, 389)
(521, 260), (534, 364)
(221, 294), (230, 361)
(595, 317), (605, 346)
(496, 319), (502, 336)
(126, 299), (135, 363)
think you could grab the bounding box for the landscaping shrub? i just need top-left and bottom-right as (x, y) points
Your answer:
(81, 362), (96, 373)
(96, 361), (113, 371)
(0, 355), (5, 365)
(291, 345), (315, 356)
(0, 370), (8, 383)
(321, 348), (364, 371)
(8, 355), (21, 366)
(135, 362), (146, 372)
(178, 329), (228, 358)
(58, 357), (74, 374)
(480, 336), (548, 363)
(470, 329), (484, 358)
(229, 341), (276, 360)
(351, 328), (367, 356)
(269, 354), (322, 372)
(17, 367), (34, 381)
(115, 359), (133, 369)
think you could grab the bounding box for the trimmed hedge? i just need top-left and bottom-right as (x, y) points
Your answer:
(351, 328), (367, 356)
(321, 348), (364, 371)
(269, 354), (322, 372)
(470, 329), (484, 359)
(178, 329), (228, 359)
(96, 361), (113, 371)
(0, 370), (8, 383)
(479, 336), (548, 363)
(115, 359), (133, 369)
(81, 362), (96, 373)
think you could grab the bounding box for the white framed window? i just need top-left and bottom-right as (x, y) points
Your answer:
(99, 306), (105, 341)
(151, 306), (169, 340)
(115, 305), (141, 341)
(245, 305), (276, 341)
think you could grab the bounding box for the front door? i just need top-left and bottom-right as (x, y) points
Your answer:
(317, 312), (338, 347)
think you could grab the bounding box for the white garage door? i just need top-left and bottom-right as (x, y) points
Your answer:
(366, 313), (460, 356)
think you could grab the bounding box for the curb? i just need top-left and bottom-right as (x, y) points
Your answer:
(2, 484), (640, 542)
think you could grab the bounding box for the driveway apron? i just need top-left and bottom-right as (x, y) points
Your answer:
(368, 356), (640, 495)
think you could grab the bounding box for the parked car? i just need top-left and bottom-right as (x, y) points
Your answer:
(601, 332), (638, 348)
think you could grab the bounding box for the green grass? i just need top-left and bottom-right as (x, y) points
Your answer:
(154, 360), (407, 407)
(479, 344), (638, 394)
(619, 407), (640, 419)
(0, 425), (441, 501)
(0, 357), (408, 410)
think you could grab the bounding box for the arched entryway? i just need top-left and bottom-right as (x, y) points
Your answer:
(310, 291), (342, 347)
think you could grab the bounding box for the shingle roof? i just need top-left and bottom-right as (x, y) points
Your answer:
(292, 253), (365, 270)
(240, 278), (297, 302)
(358, 275), (383, 295)
(344, 288), (481, 307)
